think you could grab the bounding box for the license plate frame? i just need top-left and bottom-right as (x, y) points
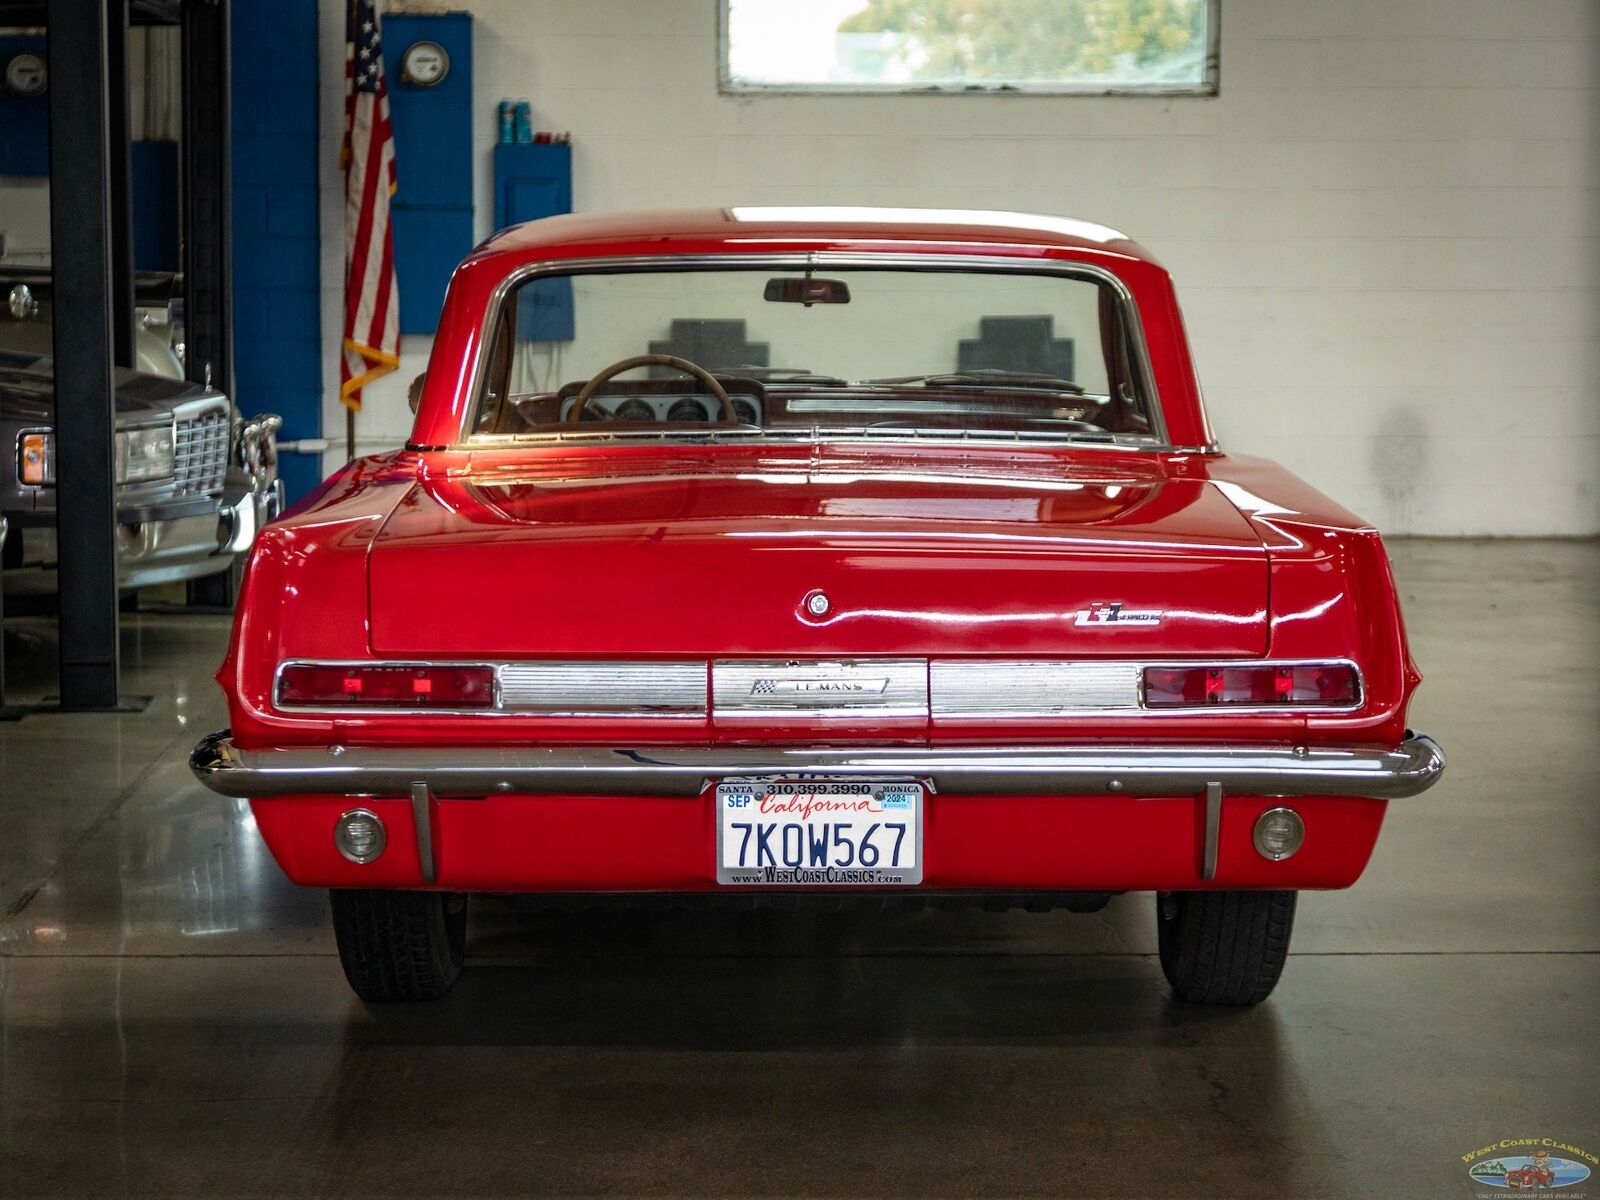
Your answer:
(714, 778), (924, 886)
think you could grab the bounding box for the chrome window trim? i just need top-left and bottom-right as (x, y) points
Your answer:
(458, 251), (1173, 450)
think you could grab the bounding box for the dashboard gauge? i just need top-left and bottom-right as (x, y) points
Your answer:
(614, 399), (655, 422)
(578, 402), (608, 421)
(731, 398), (759, 424)
(666, 398), (708, 422)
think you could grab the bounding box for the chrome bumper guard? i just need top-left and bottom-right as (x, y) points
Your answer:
(190, 731), (1445, 802)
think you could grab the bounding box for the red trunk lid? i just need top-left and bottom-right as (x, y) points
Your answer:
(368, 446), (1266, 658)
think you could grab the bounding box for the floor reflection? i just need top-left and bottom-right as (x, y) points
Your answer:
(3, 541), (1598, 1197)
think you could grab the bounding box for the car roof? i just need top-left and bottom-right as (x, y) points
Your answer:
(468, 206), (1163, 269)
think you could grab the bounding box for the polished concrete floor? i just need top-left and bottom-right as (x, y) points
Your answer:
(1, 539), (1596, 1199)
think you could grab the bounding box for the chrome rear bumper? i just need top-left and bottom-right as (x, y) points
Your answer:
(191, 731), (1445, 802)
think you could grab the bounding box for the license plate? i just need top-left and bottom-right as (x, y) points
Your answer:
(715, 779), (923, 886)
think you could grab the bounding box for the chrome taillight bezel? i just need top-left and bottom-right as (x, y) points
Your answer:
(271, 657), (1365, 719)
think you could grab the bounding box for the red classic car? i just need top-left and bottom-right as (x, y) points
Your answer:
(1506, 1163), (1557, 1189)
(191, 207), (1444, 1004)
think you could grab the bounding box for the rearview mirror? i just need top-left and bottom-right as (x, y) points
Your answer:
(764, 277), (850, 306)
(407, 372), (426, 413)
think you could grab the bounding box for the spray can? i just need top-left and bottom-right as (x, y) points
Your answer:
(513, 99), (533, 144)
(497, 99), (514, 144)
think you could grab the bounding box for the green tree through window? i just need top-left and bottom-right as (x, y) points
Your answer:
(724, 0), (1214, 92)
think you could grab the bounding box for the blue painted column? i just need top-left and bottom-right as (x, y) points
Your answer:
(229, 0), (323, 503)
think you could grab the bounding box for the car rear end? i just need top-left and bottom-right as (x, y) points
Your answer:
(189, 212), (1444, 1004)
(191, 443), (1442, 1005)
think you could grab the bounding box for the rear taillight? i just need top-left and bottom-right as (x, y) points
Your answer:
(1141, 664), (1359, 708)
(277, 663), (496, 709)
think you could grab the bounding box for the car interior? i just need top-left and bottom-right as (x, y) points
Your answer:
(471, 270), (1158, 441)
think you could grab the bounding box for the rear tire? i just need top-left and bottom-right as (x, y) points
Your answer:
(330, 889), (468, 1002)
(1157, 890), (1296, 1006)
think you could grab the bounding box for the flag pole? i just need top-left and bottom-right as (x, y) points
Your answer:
(346, 406), (355, 461)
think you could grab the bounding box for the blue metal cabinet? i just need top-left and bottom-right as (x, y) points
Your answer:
(381, 11), (474, 335)
(494, 142), (573, 341)
(0, 36), (49, 176)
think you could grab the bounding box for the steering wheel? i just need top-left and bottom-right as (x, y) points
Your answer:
(566, 353), (739, 423)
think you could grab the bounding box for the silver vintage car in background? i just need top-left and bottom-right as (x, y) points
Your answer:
(2, 272), (282, 590)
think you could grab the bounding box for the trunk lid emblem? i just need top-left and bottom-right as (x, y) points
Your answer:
(751, 675), (889, 696)
(1076, 602), (1163, 627)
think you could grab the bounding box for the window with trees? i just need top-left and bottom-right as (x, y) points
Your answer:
(721, 0), (1218, 94)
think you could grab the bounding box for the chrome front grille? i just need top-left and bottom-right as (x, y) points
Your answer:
(173, 408), (230, 496)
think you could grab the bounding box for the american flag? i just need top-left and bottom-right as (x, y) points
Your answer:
(340, 0), (399, 412)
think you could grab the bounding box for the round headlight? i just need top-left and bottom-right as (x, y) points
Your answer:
(334, 808), (387, 864)
(1252, 807), (1305, 861)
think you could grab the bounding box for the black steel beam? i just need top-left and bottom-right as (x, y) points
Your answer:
(181, 0), (236, 609)
(46, 0), (123, 709)
(0, 0), (180, 24)
(181, 0), (232, 397)
(0, 514), (17, 720)
(107, 0), (136, 367)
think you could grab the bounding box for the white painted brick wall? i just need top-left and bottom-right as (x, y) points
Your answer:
(317, 0), (1599, 535)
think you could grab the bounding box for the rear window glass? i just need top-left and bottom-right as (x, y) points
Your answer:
(470, 265), (1160, 445)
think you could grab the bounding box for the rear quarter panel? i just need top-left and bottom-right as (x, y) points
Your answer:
(1200, 452), (1420, 745)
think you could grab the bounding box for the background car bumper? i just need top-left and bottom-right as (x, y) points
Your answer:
(7, 478), (283, 589)
(114, 475), (282, 587)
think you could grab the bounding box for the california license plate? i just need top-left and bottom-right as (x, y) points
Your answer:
(715, 779), (923, 886)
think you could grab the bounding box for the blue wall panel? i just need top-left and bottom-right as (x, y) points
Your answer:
(494, 143), (573, 341)
(0, 37), (48, 176)
(231, 0), (322, 503)
(381, 12), (474, 335)
(131, 141), (180, 271)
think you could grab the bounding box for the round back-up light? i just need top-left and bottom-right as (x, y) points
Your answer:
(334, 809), (387, 864)
(1252, 807), (1305, 861)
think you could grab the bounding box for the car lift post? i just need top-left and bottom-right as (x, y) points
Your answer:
(0, 514), (20, 720)
(182, 0), (239, 610)
(46, 0), (126, 710)
(106, 0), (137, 369)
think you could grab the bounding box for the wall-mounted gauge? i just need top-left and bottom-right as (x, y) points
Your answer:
(4, 52), (46, 97)
(399, 40), (449, 88)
